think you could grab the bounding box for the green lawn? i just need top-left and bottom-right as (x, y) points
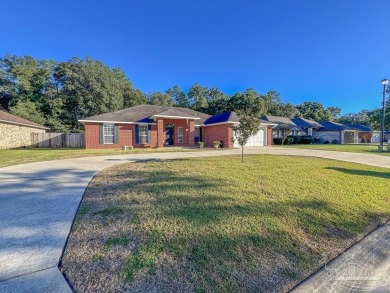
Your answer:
(281, 144), (390, 155)
(61, 155), (390, 293)
(0, 147), (196, 168)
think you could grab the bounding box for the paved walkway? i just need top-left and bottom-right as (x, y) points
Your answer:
(0, 147), (389, 292)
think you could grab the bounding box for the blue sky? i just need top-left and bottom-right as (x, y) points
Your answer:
(2, 0), (390, 114)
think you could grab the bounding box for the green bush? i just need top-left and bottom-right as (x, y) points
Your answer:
(273, 138), (283, 145)
(300, 135), (313, 144)
(287, 135), (301, 144)
(284, 137), (295, 145)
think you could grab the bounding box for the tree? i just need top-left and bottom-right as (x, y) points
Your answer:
(277, 123), (291, 145)
(274, 103), (301, 118)
(147, 91), (174, 106)
(54, 57), (136, 131)
(9, 99), (45, 125)
(205, 88), (229, 115)
(231, 89), (266, 162)
(166, 85), (189, 107)
(296, 101), (338, 121)
(337, 110), (371, 126)
(262, 90), (282, 115)
(188, 83), (208, 112)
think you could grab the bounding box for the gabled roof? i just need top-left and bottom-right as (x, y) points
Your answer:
(260, 115), (300, 131)
(318, 121), (359, 131)
(204, 112), (239, 125)
(291, 117), (323, 129)
(0, 110), (49, 130)
(346, 124), (372, 131)
(79, 104), (210, 126)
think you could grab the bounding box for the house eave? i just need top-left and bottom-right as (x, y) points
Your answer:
(79, 120), (156, 125)
(0, 119), (49, 130)
(151, 115), (201, 120)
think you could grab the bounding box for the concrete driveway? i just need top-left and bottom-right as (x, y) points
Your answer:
(0, 147), (389, 292)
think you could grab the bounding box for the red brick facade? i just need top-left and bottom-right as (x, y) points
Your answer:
(85, 120), (274, 149)
(267, 126), (273, 146)
(202, 124), (234, 148)
(85, 119), (197, 149)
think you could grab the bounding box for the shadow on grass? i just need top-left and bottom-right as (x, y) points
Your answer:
(64, 161), (389, 293)
(326, 167), (390, 179)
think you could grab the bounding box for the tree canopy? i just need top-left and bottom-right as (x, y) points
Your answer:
(2, 54), (385, 133)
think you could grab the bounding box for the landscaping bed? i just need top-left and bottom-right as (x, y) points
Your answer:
(61, 155), (390, 292)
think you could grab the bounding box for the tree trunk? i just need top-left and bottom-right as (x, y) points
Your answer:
(241, 145), (244, 162)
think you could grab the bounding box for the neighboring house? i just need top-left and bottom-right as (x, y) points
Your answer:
(346, 124), (374, 143)
(79, 105), (275, 149)
(0, 110), (49, 149)
(291, 117), (323, 136)
(314, 121), (361, 144)
(260, 116), (300, 138)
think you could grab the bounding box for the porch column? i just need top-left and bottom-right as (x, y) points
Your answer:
(187, 120), (195, 147)
(157, 118), (164, 148)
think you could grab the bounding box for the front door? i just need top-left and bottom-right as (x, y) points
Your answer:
(165, 125), (174, 145)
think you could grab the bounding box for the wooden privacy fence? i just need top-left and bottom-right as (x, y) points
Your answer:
(31, 133), (85, 148)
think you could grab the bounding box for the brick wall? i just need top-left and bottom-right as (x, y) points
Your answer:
(267, 126), (273, 146)
(203, 124), (234, 148)
(313, 130), (342, 144)
(85, 119), (196, 149)
(0, 122), (46, 149)
(160, 119), (195, 147)
(85, 123), (135, 149)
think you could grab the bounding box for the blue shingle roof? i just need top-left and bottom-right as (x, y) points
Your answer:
(291, 117), (322, 129)
(204, 112), (239, 125)
(346, 124), (372, 131)
(318, 121), (358, 131)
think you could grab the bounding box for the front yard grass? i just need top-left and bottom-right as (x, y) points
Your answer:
(0, 147), (194, 168)
(281, 144), (390, 155)
(61, 155), (390, 292)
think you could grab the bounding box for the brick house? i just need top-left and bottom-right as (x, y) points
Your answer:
(0, 110), (49, 149)
(79, 105), (275, 149)
(314, 121), (361, 144)
(260, 116), (321, 138)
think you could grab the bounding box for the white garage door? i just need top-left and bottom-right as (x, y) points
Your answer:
(234, 127), (266, 147)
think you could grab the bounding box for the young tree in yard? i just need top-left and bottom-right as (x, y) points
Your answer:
(232, 89), (266, 162)
(278, 123), (291, 145)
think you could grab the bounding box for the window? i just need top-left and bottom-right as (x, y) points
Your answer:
(194, 127), (200, 143)
(177, 127), (183, 143)
(139, 125), (149, 144)
(103, 124), (115, 144)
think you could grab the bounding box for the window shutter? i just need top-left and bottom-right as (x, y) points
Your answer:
(135, 125), (139, 144)
(114, 125), (119, 144)
(99, 124), (104, 144)
(147, 125), (151, 144)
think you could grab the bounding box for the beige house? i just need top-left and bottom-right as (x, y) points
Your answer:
(0, 110), (48, 149)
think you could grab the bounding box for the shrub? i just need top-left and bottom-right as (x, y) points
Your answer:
(300, 135), (313, 144)
(287, 135), (301, 144)
(324, 140), (330, 144)
(273, 138), (283, 145)
(284, 136), (295, 145)
(332, 139), (339, 144)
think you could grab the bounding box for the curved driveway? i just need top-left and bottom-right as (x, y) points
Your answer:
(0, 147), (389, 292)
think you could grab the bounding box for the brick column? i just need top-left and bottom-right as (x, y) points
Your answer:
(157, 118), (164, 148)
(267, 126), (273, 146)
(187, 120), (195, 147)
